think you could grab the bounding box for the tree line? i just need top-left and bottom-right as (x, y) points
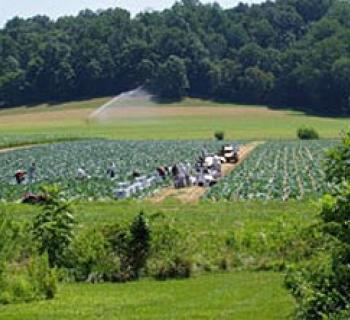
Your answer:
(1, 0), (350, 114)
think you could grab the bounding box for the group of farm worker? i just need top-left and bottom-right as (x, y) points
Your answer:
(152, 146), (223, 189)
(14, 161), (141, 185)
(14, 161), (115, 184)
(14, 145), (226, 190)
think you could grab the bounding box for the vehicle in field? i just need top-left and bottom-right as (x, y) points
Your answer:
(219, 144), (239, 163)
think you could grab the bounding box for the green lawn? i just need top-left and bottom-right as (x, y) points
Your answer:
(0, 97), (348, 140)
(0, 272), (294, 320)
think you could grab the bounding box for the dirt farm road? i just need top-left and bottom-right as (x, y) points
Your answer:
(150, 141), (262, 204)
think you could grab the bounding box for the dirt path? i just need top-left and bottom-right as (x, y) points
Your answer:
(150, 141), (262, 204)
(0, 144), (39, 154)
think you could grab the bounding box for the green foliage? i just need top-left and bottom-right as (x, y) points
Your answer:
(153, 256), (193, 280)
(297, 127), (320, 140)
(101, 212), (151, 281)
(32, 185), (76, 267)
(0, 255), (57, 304)
(152, 55), (189, 100)
(63, 228), (120, 282)
(125, 212), (151, 280)
(324, 131), (350, 185)
(147, 214), (193, 280)
(214, 131), (225, 141)
(0, 212), (20, 275)
(0, 213), (57, 305)
(286, 186), (350, 319)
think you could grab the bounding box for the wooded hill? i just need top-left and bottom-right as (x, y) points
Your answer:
(1, 0), (350, 115)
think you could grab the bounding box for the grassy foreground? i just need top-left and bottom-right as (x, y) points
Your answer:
(0, 272), (294, 320)
(0, 200), (312, 319)
(6, 199), (318, 228)
(0, 97), (348, 140)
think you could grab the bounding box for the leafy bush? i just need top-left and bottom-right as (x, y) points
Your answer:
(102, 212), (151, 281)
(214, 131), (225, 141)
(285, 254), (334, 319)
(0, 212), (20, 275)
(125, 212), (151, 280)
(0, 255), (57, 304)
(32, 185), (76, 267)
(147, 214), (194, 279)
(324, 131), (350, 185)
(297, 127), (320, 140)
(286, 183), (350, 319)
(63, 228), (120, 283)
(153, 256), (193, 280)
(0, 212), (57, 305)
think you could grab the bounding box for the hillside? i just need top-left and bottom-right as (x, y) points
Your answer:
(1, 0), (350, 115)
(0, 97), (348, 140)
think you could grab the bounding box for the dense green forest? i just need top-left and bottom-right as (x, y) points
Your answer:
(1, 0), (350, 114)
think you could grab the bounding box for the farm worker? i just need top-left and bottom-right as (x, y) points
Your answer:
(132, 170), (141, 179)
(107, 162), (117, 179)
(28, 162), (36, 183)
(15, 169), (26, 184)
(76, 167), (88, 180)
(156, 166), (167, 180)
(213, 156), (221, 173)
(200, 146), (208, 162)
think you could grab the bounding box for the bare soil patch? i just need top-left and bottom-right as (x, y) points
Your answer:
(150, 142), (262, 204)
(0, 144), (38, 154)
(99, 106), (286, 120)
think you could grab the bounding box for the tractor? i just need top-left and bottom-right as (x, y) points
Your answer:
(219, 144), (239, 164)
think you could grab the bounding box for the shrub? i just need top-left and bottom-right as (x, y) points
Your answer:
(153, 256), (193, 280)
(127, 212), (151, 280)
(0, 254), (57, 304)
(63, 228), (120, 282)
(214, 131), (225, 141)
(324, 131), (350, 185)
(286, 183), (350, 319)
(297, 127), (319, 140)
(0, 212), (20, 275)
(32, 185), (76, 267)
(103, 212), (151, 282)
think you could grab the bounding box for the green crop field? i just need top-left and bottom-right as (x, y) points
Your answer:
(0, 139), (337, 202)
(0, 140), (230, 201)
(207, 140), (337, 201)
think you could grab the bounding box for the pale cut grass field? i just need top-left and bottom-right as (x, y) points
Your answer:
(0, 97), (348, 140)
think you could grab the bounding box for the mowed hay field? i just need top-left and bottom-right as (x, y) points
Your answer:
(0, 97), (349, 140)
